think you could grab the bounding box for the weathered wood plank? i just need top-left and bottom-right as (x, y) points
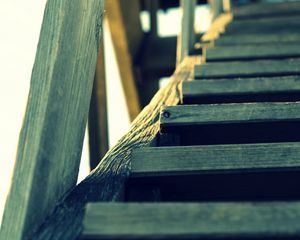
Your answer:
(31, 57), (197, 239)
(233, 1), (300, 19)
(0, 1), (104, 240)
(205, 44), (300, 62)
(195, 59), (300, 79)
(182, 76), (300, 104)
(131, 143), (300, 177)
(215, 33), (300, 46)
(82, 202), (300, 239)
(160, 102), (300, 128)
(225, 16), (300, 35)
(106, 0), (142, 121)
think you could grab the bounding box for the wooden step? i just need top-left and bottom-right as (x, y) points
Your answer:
(127, 143), (300, 201)
(195, 59), (300, 79)
(131, 143), (300, 178)
(182, 76), (300, 104)
(215, 33), (300, 46)
(159, 102), (300, 145)
(225, 16), (300, 35)
(205, 44), (300, 62)
(160, 102), (300, 128)
(233, 1), (300, 19)
(82, 202), (300, 239)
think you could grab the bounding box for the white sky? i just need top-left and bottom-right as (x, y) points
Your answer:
(0, 2), (211, 225)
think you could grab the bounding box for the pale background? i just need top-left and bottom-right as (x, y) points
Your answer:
(0, 1), (210, 225)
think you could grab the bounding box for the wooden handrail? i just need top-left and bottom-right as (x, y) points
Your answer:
(0, 1), (104, 239)
(30, 56), (198, 240)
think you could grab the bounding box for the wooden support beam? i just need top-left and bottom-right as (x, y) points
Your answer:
(0, 1), (104, 240)
(106, 0), (142, 121)
(82, 202), (300, 239)
(195, 59), (300, 79)
(88, 38), (109, 170)
(177, 0), (196, 64)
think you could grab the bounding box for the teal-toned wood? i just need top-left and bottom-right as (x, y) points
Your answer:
(205, 44), (300, 62)
(233, 1), (300, 19)
(0, 1), (104, 240)
(182, 76), (300, 103)
(131, 142), (300, 177)
(82, 202), (300, 239)
(195, 59), (300, 79)
(215, 33), (300, 46)
(160, 102), (300, 128)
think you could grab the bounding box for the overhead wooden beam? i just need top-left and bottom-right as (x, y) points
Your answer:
(0, 1), (104, 239)
(106, 0), (142, 121)
(88, 38), (109, 170)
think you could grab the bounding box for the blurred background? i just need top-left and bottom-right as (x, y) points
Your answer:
(0, 0), (212, 224)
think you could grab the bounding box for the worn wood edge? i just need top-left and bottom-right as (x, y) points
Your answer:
(0, 1), (104, 240)
(200, 13), (233, 44)
(31, 56), (197, 240)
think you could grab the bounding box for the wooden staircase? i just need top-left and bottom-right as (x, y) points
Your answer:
(81, 1), (300, 239)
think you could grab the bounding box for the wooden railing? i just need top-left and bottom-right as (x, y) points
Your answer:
(0, 1), (230, 239)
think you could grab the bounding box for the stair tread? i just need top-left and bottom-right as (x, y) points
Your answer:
(182, 76), (300, 104)
(233, 1), (300, 19)
(215, 33), (300, 46)
(160, 102), (300, 128)
(194, 59), (300, 79)
(131, 142), (300, 178)
(205, 44), (300, 62)
(225, 15), (300, 35)
(82, 202), (300, 239)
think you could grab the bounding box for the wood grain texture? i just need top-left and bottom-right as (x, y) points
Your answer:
(30, 57), (197, 240)
(82, 202), (300, 239)
(182, 75), (300, 103)
(0, 1), (104, 240)
(160, 102), (300, 128)
(131, 143), (300, 177)
(215, 33), (300, 46)
(195, 59), (300, 79)
(205, 43), (300, 62)
(233, 1), (300, 19)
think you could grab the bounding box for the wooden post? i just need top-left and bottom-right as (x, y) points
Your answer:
(177, 0), (196, 64)
(0, 1), (104, 239)
(211, 0), (224, 19)
(106, 0), (142, 121)
(88, 38), (109, 170)
(223, 0), (232, 13)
